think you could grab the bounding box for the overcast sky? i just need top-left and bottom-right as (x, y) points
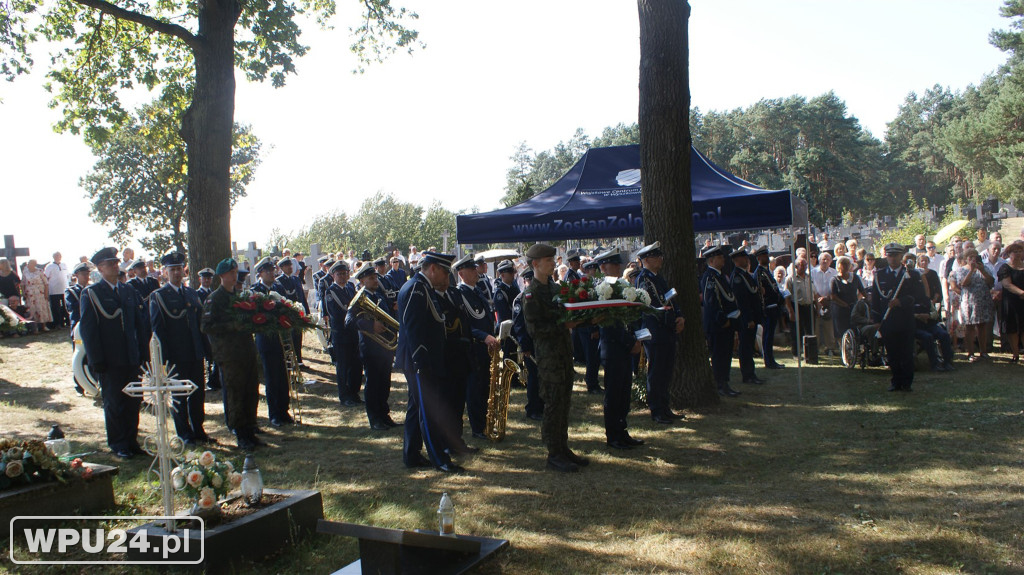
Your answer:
(0, 0), (1010, 262)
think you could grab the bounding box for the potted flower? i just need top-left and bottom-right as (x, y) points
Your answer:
(171, 451), (242, 519)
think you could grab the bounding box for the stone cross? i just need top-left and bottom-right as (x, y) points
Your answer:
(2, 235), (30, 268)
(124, 336), (198, 532)
(243, 242), (261, 270)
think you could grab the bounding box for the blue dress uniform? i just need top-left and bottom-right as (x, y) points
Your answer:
(65, 263), (89, 394)
(577, 260), (603, 394)
(250, 258), (292, 426)
(324, 263), (363, 406)
(635, 242), (683, 422)
(150, 252), (208, 444)
(126, 261), (160, 301)
(80, 247), (152, 458)
(753, 247), (785, 369)
(729, 248), (766, 384)
(475, 259), (495, 309)
(700, 245), (741, 397)
(871, 244), (918, 391)
(396, 253), (468, 472)
(594, 248), (643, 448)
(493, 260), (521, 385)
(195, 267), (218, 390)
(345, 262), (397, 429)
(276, 258), (310, 365)
(512, 268), (544, 419)
(453, 255), (496, 438)
(564, 251), (586, 363)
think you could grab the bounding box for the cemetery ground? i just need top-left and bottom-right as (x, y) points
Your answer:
(1, 332), (1023, 575)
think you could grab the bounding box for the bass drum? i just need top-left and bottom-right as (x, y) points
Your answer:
(72, 323), (101, 398)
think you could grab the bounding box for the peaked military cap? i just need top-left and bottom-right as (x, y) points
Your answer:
(520, 268), (535, 280)
(420, 251), (455, 270)
(883, 242), (906, 256)
(565, 249), (581, 261)
(214, 258), (238, 275)
(453, 254), (477, 271)
(329, 260), (350, 275)
(594, 247), (625, 265)
(254, 257), (276, 273)
(751, 245), (769, 258)
(474, 254), (486, 264)
(198, 267), (215, 277)
(700, 245), (728, 259)
(582, 259), (600, 271)
(496, 259), (516, 273)
(90, 247), (119, 266)
(237, 269), (249, 281)
(129, 259), (147, 270)
(729, 246), (749, 258)
(373, 257), (387, 267)
(278, 257), (294, 268)
(636, 242), (663, 259)
(72, 262), (92, 274)
(524, 244), (556, 261)
(354, 261), (375, 280)
(160, 252), (186, 267)
(317, 255), (330, 264)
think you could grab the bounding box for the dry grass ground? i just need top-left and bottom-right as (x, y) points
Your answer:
(1, 330), (1023, 574)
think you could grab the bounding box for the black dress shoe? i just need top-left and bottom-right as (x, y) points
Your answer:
(341, 399), (360, 408)
(888, 384), (898, 392)
(249, 434), (267, 446)
(564, 450), (590, 467)
(546, 455), (580, 473)
(435, 463), (465, 474)
(742, 376), (766, 384)
(767, 363), (786, 369)
(587, 387), (605, 395)
(269, 418), (285, 428)
(652, 414), (674, 425)
(405, 454), (432, 468)
(113, 449), (134, 460)
(471, 432), (488, 440)
(183, 438), (198, 446)
(623, 435), (645, 446)
(282, 414), (296, 424)
(384, 417), (402, 427)
(236, 437), (257, 450)
(130, 444), (147, 455)
(606, 439), (634, 450)
(369, 421), (389, 431)
(667, 411), (686, 420)
(195, 433), (217, 445)
(449, 444), (480, 455)
(526, 412), (544, 421)
(718, 385), (741, 397)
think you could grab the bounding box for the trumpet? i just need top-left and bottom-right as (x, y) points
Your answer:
(350, 287), (399, 351)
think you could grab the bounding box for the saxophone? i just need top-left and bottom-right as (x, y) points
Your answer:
(484, 320), (518, 441)
(278, 332), (303, 425)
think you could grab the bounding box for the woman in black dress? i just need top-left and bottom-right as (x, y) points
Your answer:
(998, 242), (1024, 362)
(830, 256), (866, 340)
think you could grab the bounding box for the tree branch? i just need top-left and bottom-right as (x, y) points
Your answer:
(70, 0), (200, 51)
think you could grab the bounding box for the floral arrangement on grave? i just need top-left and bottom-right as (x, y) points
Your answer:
(171, 451), (243, 511)
(0, 439), (93, 491)
(0, 304), (28, 336)
(552, 275), (659, 327)
(227, 291), (315, 335)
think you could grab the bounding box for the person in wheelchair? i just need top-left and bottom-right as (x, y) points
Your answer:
(907, 256), (956, 372)
(848, 298), (884, 367)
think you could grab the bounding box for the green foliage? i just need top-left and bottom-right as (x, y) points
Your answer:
(501, 128), (590, 207)
(876, 200), (977, 248)
(81, 99), (261, 255)
(0, 0), (36, 82)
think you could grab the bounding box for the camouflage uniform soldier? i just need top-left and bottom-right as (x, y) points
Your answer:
(201, 258), (264, 450)
(523, 243), (591, 473)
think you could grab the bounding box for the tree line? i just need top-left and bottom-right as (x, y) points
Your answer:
(504, 2), (1024, 229)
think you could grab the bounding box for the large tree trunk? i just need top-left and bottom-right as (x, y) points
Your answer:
(180, 0), (240, 287)
(637, 0), (718, 408)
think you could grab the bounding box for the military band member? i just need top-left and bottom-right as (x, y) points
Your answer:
(512, 268), (544, 420)
(235, 268), (250, 291)
(80, 247), (152, 459)
(730, 247), (766, 385)
(752, 246), (785, 369)
(493, 259), (521, 385)
(276, 257), (310, 366)
(251, 257), (293, 427)
(396, 251), (469, 473)
(346, 262), (399, 430)
(316, 259), (335, 313)
(593, 248), (644, 449)
(453, 255), (500, 439)
(202, 259), (264, 450)
(311, 256), (329, 309)
(196, 268), (215, 302)
(579, 259), (603, 394)
(194, 267), (219, 390)
(475, 256), (494, 307)
(126, 259), (160, 302)
(564, 250), (585, 363)
(871, 243), (918, 391)
(66, 261), (91, 395)
(635, 242), (686, 424)
(325, 261), (363, 407)
(700, 245), (742, 397)
(523, 243), (589, 472)
(150, 252), (210, 445)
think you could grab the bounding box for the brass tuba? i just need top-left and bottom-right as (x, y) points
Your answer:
(485, 320), (518, 442)
(350, 287), (399, 351)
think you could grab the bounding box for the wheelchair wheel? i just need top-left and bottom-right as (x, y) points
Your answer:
(840, 329), (858, 369)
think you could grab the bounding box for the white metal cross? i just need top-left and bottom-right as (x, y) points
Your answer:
(124, 336), (198, 531)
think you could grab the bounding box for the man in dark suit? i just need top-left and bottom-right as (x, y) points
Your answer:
(753, 246), (785, 369)
(345, 262), (398, 430)
(700, 245), (741, 397)
(453, 254), (499, 440)
(396, 252), (469, 473)
(634, 242), (685, 424)
(475, 256), (494, 308)
(66, 261), (91, 395)
(150, 252), (210, 445)
(195, 268), (215, 302)
(126, 258), (160, 302)
(324, 261), (362, 407)
(512, 268), (544, 420)
(80, 247), (152, 459)
(871, 243), (918, 391)
(251, 257), (292, 426)
(730, 247), (766, 385)
(276, 257), (310, 366)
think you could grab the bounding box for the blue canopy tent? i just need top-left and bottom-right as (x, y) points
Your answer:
(455, 144), (808, 243)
